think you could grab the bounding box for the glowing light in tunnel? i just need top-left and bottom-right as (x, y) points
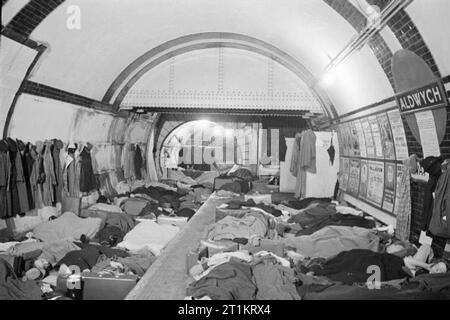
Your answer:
(318, 71), (336, 88)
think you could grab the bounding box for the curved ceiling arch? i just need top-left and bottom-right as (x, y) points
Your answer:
(103, 32), (337, 118)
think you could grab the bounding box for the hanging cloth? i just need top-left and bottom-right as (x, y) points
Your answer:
(327, 132), (336, 166)
(395, 155), (416, 241)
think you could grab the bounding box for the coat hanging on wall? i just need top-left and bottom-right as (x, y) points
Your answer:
(327, 132), (336, 166)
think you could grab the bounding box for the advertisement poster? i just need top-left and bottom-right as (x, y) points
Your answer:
(342, 158), (350, 192)
(361, 118), (375, 158)
(382, 163), (396, 212)
(349, 122), (360, 157)
(341, 124), (352, 157)
(336, 127), (345, 156)
(377, 113), (396, 160)
(393, 164), (404, 216)
(367, 161), (384, 207)
(415, 110), (441, 157)
(354, 120), (367, 158)
(339, 157), (346, 191)
(368, 116), (384, 159)
(387, 110), (409, 161)
(359, 160), (368, 199)
(348, 159), (361, 196)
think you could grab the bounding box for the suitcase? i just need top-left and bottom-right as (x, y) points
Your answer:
(81, 271), (139, 300)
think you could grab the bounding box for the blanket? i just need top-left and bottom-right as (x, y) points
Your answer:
(32, 212), (102, 242)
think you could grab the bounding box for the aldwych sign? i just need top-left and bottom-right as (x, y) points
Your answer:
(396, 81), (445, 114)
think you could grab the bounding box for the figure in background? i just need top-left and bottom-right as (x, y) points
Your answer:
(290, 129), (317, 199)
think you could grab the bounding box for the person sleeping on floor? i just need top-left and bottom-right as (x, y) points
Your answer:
(294, 244), (448, 285)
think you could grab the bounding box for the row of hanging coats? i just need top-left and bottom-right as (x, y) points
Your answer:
(0, 138), (97, 219)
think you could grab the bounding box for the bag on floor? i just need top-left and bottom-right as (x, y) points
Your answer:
(81, 271), (138, 300)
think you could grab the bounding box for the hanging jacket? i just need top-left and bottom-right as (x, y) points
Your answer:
(52, 139), (64, 203)
(42, 141), (57, 206)
(429, 164), (450, 238)
(134, 144), (143, 180)
(21, 141), (35, 210)
(62, 152), (80, 197)
(290, 134), (302, 177)
(6, 138), (29, 215)
(79, 146), (97, 193)
(299, 129), (317, 173)
(29, 145), (44, 210)
(0, 140), (11, 219)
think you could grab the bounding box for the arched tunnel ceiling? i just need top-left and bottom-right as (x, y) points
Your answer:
(5, 0), (359, 111)
(2, 0), (449, 118)
(120, 47), (324, 115)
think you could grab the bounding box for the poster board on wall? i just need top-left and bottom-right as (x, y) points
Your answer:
(387, 110), (409, 161)
(382, 162), (396, 212)
(342, 158), (350, 192)
(354, 119), (367, 158)
(359, 160), (368, 200)
(338, 109), (408, 215)
(377, 113), (396, 160)
(347, 159), (361, 196)
(361, 118), (375, 158)
(366, 161), (384, 207)
(368, 115), (384, 159)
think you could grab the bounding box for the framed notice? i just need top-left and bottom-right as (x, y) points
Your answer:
(387, 110), (409, 161)
(366, 161), (384, 207)
(342, 158), (350, 192)
(393, 164), (404, 216)
(359, 160), (369, 199)
(342, 124), (352, 157)
(354, 119), (367, 158)
(348, 159), (361, 196)
(377, 113), (396, 160)
(349, 122), (360, 157)
(382, 162), (396, 212)
(361, 118), (375, 158)
(336, 127), (344, 156)
(339, 157), (346, 191)
(415, 110), (441, 157)
(368, 116), (384, 159)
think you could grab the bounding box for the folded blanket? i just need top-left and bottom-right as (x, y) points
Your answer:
(33, 212), (102, 242)
(117, 220), (179, 255)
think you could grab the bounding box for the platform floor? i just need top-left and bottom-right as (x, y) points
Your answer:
(126, 191), (296, 300)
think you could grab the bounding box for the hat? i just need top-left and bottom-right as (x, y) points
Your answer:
(68, 142), (76, 149)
